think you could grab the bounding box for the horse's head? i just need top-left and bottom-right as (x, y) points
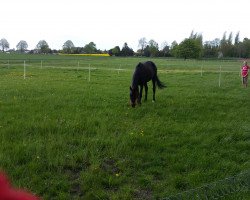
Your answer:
(130, 86), (139, 108)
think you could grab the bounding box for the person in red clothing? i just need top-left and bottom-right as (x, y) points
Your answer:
(0, 172), (40, 200)
(241, 61), (250, 88)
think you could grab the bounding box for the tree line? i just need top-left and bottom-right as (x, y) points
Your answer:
(0, 39), (104, 55)
(0, 31), (250, 58)
(133, 31), (250, 58)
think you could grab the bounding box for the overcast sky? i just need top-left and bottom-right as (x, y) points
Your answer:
(1, 0), (249, 51)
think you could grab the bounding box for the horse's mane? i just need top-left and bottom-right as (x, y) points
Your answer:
(132, 63), (143, 89)
(135, 62), (143, 69)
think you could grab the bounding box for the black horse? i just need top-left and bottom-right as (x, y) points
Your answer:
(130, 61), (166, 107)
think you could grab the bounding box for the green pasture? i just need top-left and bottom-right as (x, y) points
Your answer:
(0, 54), (249, 199)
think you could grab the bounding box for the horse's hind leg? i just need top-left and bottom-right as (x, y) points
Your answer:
(144, 83), (148, 101)
(152, 80), (156, 102)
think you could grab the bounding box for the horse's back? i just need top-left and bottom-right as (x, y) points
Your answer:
(142, 61), (157, 78)
(144, 61), (157, 70)
(132, 61), (158, 86)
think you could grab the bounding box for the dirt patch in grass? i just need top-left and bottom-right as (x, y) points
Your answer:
(100, 158), (120, 174)
(133, 188), (153, 200)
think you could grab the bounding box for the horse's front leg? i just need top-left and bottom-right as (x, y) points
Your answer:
(144, 83), (148, 101)
(138, 85), (143, 105)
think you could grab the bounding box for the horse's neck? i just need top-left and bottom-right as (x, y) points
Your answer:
(131, 70), (140, 89)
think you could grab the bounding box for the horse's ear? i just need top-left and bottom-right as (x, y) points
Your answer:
(136, 62), (142, 68)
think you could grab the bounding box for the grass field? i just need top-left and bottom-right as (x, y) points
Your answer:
(0, 54), (249, 199)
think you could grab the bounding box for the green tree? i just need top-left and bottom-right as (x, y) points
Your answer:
(242, 38), (250, 58)
(228, 32), (233, 45)
(160, 41), (170, 57)
(178, 38), (202, 59)
(62, 40), (74, 53)
(83, 42), (97, 54)
(0, 38), (9, 52)
(170, 41), (179, 57)
(203, 39), (220, 58)
(121, 43), (134, 56)
(16, 40), (28, 53)
(72, 47), (84, 54)
(227, 32), (234, 56)
(220, 32), (234, 57)
(143, 45), (150, 57)
(148, 39), (159, 57)
(234, 32), (241, 57)
(189, 31), (203, 57)
(234, 31), (240, 45)
(36, 40), (50, 54)
(110, 46), (120, 56)
(138, 37), (147, 56)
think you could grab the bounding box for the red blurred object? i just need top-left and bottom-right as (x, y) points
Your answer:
(0, 172), (40, 200)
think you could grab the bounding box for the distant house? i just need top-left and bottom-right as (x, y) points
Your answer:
(5, 49), (15, 53)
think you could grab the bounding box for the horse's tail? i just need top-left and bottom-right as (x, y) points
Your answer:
(156, 75), (166, 89)
(149, 61), (166, 89)
(151, 62), (167, 89)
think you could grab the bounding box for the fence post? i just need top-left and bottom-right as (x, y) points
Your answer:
(201, 64), (203, 77)
(118, 64), (121, 74)
(219, 65), (221, 87)
(88, 64), (91, 82)
(23, 60), (26, 79)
